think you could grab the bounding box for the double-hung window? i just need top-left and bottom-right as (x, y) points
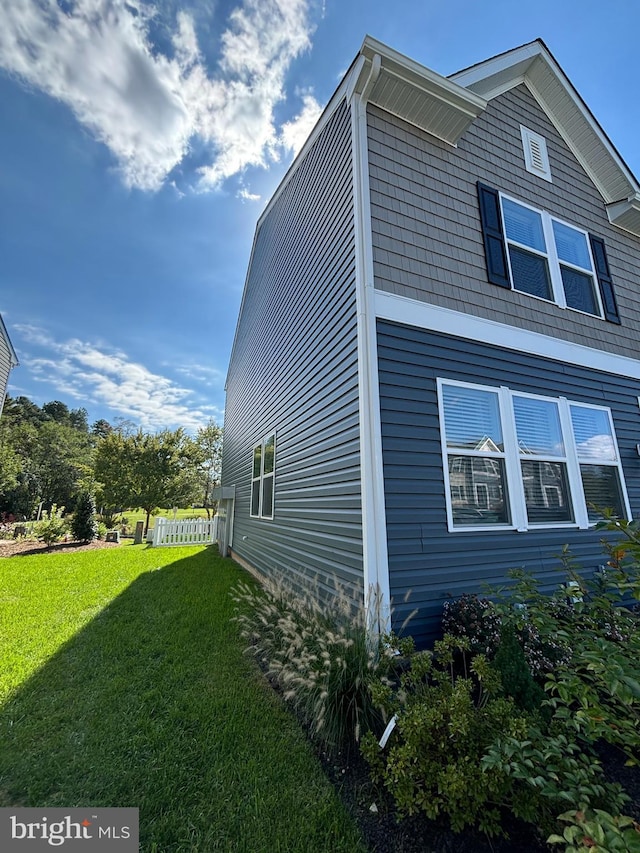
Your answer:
(438, 379), (630, 532)
(477, 183), (621, 324)
(501, 196), (601, 315)
(251, 433), (275, 519)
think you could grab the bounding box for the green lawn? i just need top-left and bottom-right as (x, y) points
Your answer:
(0, 543), (365, 852)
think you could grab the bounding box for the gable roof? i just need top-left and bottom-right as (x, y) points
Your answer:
(0, 314), (19, 368)
(353, 36), (640, 237)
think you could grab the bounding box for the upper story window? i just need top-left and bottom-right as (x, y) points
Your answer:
(501, 196), (601, 315)
(438, 379), (630, 532)
(477, 182), (621, 325)
(251, 433), (276, 519)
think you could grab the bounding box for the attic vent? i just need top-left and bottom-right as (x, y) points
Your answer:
(520, 126), (552, 182)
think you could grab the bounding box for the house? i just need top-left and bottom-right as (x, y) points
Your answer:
(218, 37), (640, 646)
(0, 314), (18, 418)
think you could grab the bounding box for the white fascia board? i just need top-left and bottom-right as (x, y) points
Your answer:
(375, 289), (640, 381)
(606, 195), (640, 236)
(358, 36), (486, 144)
(453, 39), (640, 217)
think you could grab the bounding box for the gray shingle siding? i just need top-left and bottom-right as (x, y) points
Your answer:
(0, 334), (12, 416)
(222, 99), (364, 596)
(368, 85), (640, 359)
(378, 319), (640, 647)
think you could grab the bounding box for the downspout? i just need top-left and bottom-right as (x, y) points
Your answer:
(350, 54), (392, 635)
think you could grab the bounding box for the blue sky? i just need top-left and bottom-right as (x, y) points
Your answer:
(1, 0), (638, 432)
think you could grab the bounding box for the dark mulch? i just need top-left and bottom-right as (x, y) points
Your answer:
(317, 731), (640, 852)
(0, 538), (121, 558)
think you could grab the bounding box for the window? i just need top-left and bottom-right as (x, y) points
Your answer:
(477, 183), (621, 324)
(501, 196), (601, 315)
(250, 433), (276, 519)
(438, 379), (630, 531)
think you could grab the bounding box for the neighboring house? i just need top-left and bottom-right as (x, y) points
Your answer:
(0, 314), (18, 417)
(219, 37), (640, 645)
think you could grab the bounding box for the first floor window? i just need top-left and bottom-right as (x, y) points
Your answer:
(438, 379), (630, 531)
(251, 433), (276, 519)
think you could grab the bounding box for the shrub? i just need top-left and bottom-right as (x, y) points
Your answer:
(442, 593), (501, 656)
(548, 808), (640, 853)
(232, 577), (396, 753)
(33, 505), (67, 547)
(362, 634), (530, 836)
(363, 632), (628, 840)
(71, 491), (98, 543)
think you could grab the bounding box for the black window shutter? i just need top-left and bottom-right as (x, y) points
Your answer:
(589, 234), (621, 324)
(476, 182), (511, 289)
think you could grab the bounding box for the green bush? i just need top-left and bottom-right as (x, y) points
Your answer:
(232, 578), (395, 753)
(71, 490), (98, 543)
(33, 505), (67, 547)
(363, 631), (627, 840)
(548, 808), (640, 853)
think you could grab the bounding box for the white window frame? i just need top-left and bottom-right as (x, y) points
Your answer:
(250, 432), (276, 520)
(500, 192), (605, 319)
(437, 378), (631, 533)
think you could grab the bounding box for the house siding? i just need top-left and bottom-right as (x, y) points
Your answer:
(377, 319), (640, 647)
(368, 85), (640, 359)
(222, 99), (363, 596)
(0, 332), (12, 416)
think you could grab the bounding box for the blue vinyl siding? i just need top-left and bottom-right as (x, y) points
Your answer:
(377, 319), (640, 647)
(221, 99), (363, 597)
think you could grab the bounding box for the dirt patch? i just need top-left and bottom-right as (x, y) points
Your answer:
(0, 538), (122, 558)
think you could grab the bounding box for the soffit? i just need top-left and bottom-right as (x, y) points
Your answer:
(451, 41), (640, 236)
(0, 314), (18, 367)
(355, 37), (486, 147)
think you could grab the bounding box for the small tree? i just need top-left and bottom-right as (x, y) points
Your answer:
(33, 504), (67, 547)
(72, 490), (98, 543)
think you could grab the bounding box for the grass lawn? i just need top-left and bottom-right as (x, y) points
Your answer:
(0, 543), (365, 852)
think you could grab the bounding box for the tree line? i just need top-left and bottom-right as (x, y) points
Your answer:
(0, 396), (222, 530)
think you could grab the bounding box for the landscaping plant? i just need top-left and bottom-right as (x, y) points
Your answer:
(33, 504), (68, 547)
(363, 522), (640, 848)
(232, 577), (396, 753)
(71, 490), (98, 543)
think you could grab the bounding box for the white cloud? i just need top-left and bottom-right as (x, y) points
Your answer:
(15, 324), (222, 432)
(0, 0), (321, 191)
(237, 187), (261, 202)
(279, 90), (322, 156)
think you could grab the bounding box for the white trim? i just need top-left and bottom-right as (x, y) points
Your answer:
(438, 379), (631, 532)
(451, 39), (640, 220)
(499, 191), (603, 318)
(374, 289), (640, 381)
(249, 432), (276, 520)
(0, 314), (18, 367)
(351, 82), (391, 632)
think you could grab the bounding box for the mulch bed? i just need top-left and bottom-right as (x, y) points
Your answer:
(0, 538), (122, 558)
(320, 741), (640, 852)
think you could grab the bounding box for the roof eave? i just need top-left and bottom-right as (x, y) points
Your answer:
(452, 40), (640, 234)
(0, 314), (18, 367)
(607, 195), (640, 237)
(355, 35), (487, 146)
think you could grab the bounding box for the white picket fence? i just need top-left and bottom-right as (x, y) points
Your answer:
(151, 517), (218, 547)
